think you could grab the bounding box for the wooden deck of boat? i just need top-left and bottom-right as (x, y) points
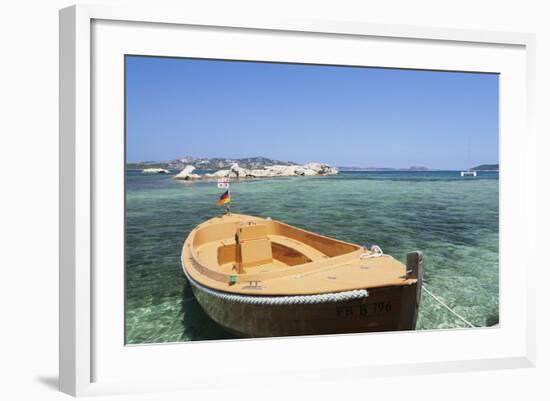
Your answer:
(183, 213), (417, 296)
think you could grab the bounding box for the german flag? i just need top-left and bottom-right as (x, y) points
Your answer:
(216, 190), (230, 206)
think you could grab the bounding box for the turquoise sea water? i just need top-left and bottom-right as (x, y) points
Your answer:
(125, 170), (499, 344)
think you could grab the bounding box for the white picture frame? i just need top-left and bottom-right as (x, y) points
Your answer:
(59, 4), (536, 397)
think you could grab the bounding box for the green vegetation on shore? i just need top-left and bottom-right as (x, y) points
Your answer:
(471, 164), (499, 171)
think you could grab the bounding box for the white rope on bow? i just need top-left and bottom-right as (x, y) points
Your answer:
(360, 244), (386, 259)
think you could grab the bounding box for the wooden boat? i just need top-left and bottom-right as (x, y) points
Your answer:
(181, 213), (423, 338)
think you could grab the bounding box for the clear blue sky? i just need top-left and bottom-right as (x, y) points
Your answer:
(126, 56), (498, 169)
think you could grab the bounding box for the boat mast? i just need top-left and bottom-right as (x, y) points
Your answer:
(467, 136), (471, 171)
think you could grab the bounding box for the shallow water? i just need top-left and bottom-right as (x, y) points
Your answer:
(125, 170), (499, 344)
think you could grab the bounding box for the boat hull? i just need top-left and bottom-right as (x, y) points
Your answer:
(187, 274), (419, 338)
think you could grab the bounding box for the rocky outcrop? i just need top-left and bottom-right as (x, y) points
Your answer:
(173, 165), (201, 180)
(175, 162), (338, 180)
(262, 163), (337, 177)
(142, 168), (170, 174)
(207, 169), (233, 178)
(130, 157), (341, 175)
(202, 163), (338, 179)
(303, 163), (338, 175)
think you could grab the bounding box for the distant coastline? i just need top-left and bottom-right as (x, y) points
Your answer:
(127, 157), (499, 173)
(469, 164), (499, 172)
(132, 156), (338, 180)
(127, 156), (297, 171)
(338, 166), (430, 172)
(339, 163), (499, 172)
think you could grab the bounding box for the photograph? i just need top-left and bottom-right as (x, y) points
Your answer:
(124, 55), (499, 344)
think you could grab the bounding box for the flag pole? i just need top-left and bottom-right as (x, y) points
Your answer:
(226, 189), (231, 215)
(217, 178), (231, 215)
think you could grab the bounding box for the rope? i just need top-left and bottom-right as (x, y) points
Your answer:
(421, 284), (476, 328)
(359, 244), (386, 259)
(182, 264), (369, 306)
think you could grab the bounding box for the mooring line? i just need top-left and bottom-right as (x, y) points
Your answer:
(421, 284), (476, 328)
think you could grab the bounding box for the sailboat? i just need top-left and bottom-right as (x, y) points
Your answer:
(460, 137), (477, 177)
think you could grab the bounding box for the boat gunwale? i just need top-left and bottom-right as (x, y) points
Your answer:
(182, 262), (371, 305)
